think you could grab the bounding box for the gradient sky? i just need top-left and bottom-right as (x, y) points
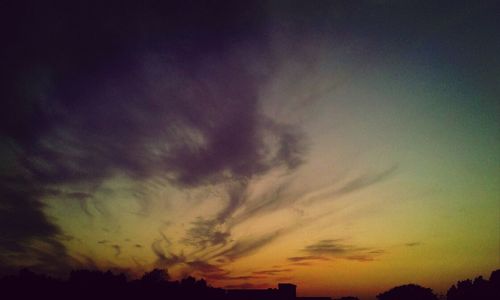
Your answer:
(1, 1), (499, 299)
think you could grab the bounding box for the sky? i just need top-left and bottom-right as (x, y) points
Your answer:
(0, 1), (499, 299)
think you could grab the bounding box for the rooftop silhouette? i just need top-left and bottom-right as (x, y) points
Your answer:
(0, 268), (498, 300)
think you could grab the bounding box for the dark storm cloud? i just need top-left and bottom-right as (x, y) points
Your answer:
(0, 181), (71, 275)
(0, 234), (71, 276)
(2, 0), (493, 275)
(0, 184), (60, 252)
(0, 1), (305, 273)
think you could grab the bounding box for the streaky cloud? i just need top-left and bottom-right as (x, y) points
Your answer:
(211, 230), (284, 262)
(287, 255), (330, 262)
(303, 239), (385, 262)
(0, 1), (307, 274)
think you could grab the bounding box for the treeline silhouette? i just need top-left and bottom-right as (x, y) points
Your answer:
(0, 268), (225, 300)
(446, 269), (500, 300)
(376, 269), (500, 300)
(0, 268), (498, 300)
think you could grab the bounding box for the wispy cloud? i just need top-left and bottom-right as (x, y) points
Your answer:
(0, 1), (306, 274)
(224, 283), (270, 289)
(151, 239), (185, 268)
(300, 165), (399, 206)
(186, 260), (225, 274)
(212, 230), (284, 262)
(331, 166), (398, 196)
(287, 255), (330, 262)
(252, 268), (293, 276)
(185, 260), (268, 282)
(303, 239), (385, 262)
(304, 239), (356, 254)
(111, 244), (121, 258)
(183, 218), (231, 249)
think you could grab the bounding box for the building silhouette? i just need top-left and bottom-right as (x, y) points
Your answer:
(226, 283), (331, 300)
(2, 268), (499, 300)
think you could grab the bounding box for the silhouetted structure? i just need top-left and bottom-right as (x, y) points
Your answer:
(280, 283), (298, 298)
(0, 269), (330, 300)
(226, 283), (296, 300)
(2, 268), (499, 300)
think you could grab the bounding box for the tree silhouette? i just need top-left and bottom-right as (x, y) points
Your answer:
(447, 270), (500, 300)
(377, 284), (438, 300)
(140, 268), (170, 283)
(1, 267), (499, 300)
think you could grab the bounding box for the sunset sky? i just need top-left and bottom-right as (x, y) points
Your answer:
(1, 1), (498, 299)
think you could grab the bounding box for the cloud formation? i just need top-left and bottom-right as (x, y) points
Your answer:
(303, 239), (385, 262)
(287, 256), (330, 263)
(0, 1), (306, 273)
(213, 231), (284, 262)
(252, 268), (292, 276)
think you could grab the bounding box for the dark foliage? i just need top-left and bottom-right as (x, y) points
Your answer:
(447, 269), (500, 300)
(0, 268), (225, 300)
(1, 268), (499, 300)
(377, 284), (438, 300)
(0, 268), (300, 300)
